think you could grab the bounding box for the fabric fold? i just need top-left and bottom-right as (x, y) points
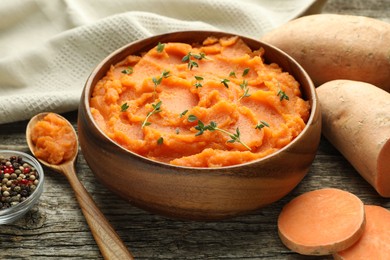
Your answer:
(0, 0), (323, 124)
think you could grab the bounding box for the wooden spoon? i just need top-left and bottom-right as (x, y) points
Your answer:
(26, 112), (134, 260)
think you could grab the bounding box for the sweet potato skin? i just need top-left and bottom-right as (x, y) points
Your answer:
(317, 80), (390, 197)
(261, 14), (390, 92)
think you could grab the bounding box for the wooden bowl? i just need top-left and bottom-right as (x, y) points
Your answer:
(78, 31), (321, 220)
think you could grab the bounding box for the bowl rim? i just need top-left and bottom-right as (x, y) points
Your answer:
(81, 30), (319, 171)
(0, 150), (45, 218)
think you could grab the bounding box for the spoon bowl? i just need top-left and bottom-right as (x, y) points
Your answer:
(26, 112), (79, 173)
(26, 112), (133, 260)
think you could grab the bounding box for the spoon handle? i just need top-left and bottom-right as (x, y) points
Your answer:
(62, 163), (134, 260)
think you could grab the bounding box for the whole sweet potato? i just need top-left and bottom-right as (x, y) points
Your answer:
(317, 80), (390, 197)
(261, 14), (390, 92)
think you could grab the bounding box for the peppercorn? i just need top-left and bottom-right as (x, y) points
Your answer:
(0, 155), (40, 210)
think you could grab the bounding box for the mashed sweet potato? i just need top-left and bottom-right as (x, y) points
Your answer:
(31, 113), (77, 165)
(90, 36), (310, 167)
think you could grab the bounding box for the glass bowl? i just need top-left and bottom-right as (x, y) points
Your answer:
(0, 150), (45, 224)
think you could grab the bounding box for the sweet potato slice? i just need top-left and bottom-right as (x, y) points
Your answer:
(317, 80), (390, 197)
(334, 205), (390, 259)
(278, 188), (365, 255)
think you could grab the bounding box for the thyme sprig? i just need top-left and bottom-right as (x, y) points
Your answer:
(238, 80), (250, 101)
(188, 115), (251, 150)
(141, 101), (162, 128)
(182, 52), (207, 70)
(152, 70), (170, 99)
(194, 75), (203, 88)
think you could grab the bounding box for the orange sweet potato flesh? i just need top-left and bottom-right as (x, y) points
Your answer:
(278, 188), (365, 256)
(90, 36), (310, 167)
(334, 205), (390, 259)
(31, 113), (77, 165)
(317, 80), (390, 197)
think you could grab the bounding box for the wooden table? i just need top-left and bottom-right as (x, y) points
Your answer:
(1, 0), (389, 259)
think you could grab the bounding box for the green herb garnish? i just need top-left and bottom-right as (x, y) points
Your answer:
(194, 82), (203, 88)
(229, 71), (237, 78)
(156, 42), (165, 53)
(188, 114), (198, 122)
(180, 110), (188, 118)
(220, 78), (230, 88)
(141, 101), (162, 128)
(182, 52), (207, 70)
(188, 115), (251, 150)
(157, 136), (164, 145)
(152, 70), (170, 99)
(192, 53), (207, 60)
(189, 61), (199, 70)
(194, 75), (203, 88)
(255, 121), (270, 130)
(238, 80), (250, 101)
(121, 66), (133, 75)
(242, 68), (250, 77)
(120, 102), (129, 112)
(277, 89), (289, 101)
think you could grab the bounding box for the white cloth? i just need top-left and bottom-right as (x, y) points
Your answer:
(0, 0), (321, 124)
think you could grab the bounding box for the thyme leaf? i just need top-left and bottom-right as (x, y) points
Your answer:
(156, 42), (165, 53)
(120, 102), (129, 112)
(188, 61), (199, 70)
(181, 53), (191, 62)
(194, 120), (206, 136)
(121, 66), (133, 75)
(220, 78), (230, 88)
(180, 110), (188, 118)
(194, 82), (202, 88)
(242, 68), (250, 77)
(277, 89), (289, 101)
(187, 114), (198, 122)
(192, 53), (207, 60)
(255, 121), (270, 130)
